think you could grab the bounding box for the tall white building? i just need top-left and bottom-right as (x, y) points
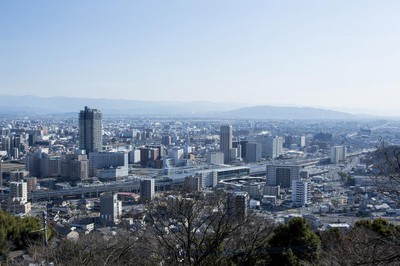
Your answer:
(291, 180), (311, 207)
(220, 125), (233, 164)
(10, 181), (28, 202)
(330, 146), (347, 164)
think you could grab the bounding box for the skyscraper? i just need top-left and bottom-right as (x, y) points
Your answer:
(79, 106), (102, 154)
(220, 125), (232, 164)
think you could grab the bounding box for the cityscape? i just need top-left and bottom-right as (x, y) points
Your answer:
(0, 103), (399, 264)
(1, 1), (400, 265)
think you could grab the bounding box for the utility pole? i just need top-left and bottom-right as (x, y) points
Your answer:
(42, 210), (48, 247)
(0, 157), (2, 189)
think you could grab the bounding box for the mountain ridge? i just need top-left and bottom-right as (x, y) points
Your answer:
(0, 94), (376, 119)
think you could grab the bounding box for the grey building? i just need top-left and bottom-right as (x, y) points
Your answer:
(61, 152), (89, 182)
(245, 142), (262, 163)
(100, 192), (121, 225)
(207, 151), (224, 165)
(140, 178), (155, 202)
(79, 106), (103, 154)
(256, 135), (283, 158)
(266, 164), (301, 188)
(88, 152), (128, 180)
(220, 125), (232, 164)
(227, 191), (249, 222)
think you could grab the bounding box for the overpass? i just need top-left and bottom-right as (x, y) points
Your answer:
(29, 179), (176, 201)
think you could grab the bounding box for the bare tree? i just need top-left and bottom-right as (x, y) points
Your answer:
(321, 220), (400, 265)
(369, 142), (400, 205)
(146, 191), (275, 265)
(30, 229), (158, 266)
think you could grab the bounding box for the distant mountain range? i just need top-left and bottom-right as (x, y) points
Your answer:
(221, 106), (358, 120)
(0, 94), (375, 120)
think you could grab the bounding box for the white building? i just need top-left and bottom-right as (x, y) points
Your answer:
(330, 146), (347, 164)
(291, 179), (311, 207)
(256, 135), (283, 158)
(207, 151), (224, 165)
(10, 181), (28, 202)
(89, 152), (128, 177)
(170, 147), (184, 166)
(129, 149), (141, 164)
(200, 171), (218, 188)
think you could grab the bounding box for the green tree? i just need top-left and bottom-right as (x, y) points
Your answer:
(268, 217), (321, 265)
(0, 210), (42, 262)
(355, 218), (400, 237)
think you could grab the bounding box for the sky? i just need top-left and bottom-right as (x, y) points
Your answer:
(1, 1), (400, 115)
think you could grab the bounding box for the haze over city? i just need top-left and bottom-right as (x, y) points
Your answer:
(1, 1), (400, 115)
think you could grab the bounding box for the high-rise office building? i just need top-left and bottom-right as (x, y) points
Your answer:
(245, 142), (262, 163)
(220, 125), (232, 164)
(79, 106), (102, 154)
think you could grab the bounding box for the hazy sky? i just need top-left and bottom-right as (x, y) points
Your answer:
(1, 1), (400, 113)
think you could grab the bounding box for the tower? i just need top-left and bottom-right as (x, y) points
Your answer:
(220, 125), (232, 164)
(79, 106), (102, 154)
(140, 178), (155, 202)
